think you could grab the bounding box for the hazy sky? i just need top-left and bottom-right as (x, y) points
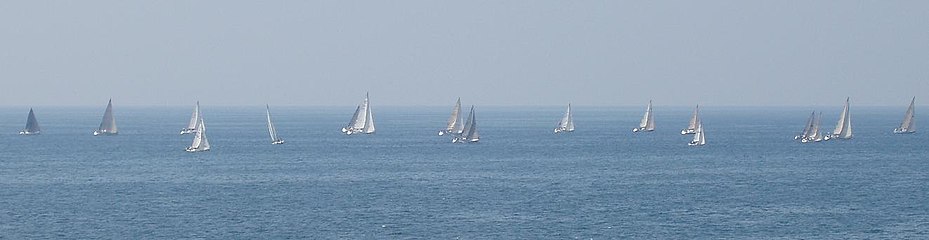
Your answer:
(1, 1), (927, 106)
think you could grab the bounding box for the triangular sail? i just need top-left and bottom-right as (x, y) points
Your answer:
(565, 104), (574, 131)
(555, 103), (575, 133)
(23, 108), (41, 134)
(801, 111), (815, 138)
(267, 105), (283, 143)
(446, 98), (463, 132)
(809, 112), (821, 140)
(832, 98), (852, 139)
(199, 120), (210, 150)
(897, 97), (916, 133)
(462, 106), (479, 141)
(639, 101), (652, 128)
(687, 105), (700, 130)
(363, 93), (375, 134)
(352, 100), (368, 130)
(184, 102), (200, 132)
(96, 99), (118, 134)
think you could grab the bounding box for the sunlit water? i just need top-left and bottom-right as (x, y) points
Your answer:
(0, 105), (926, 238)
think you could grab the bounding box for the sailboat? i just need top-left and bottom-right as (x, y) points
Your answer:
(186, 118), (211, 152)
(180, 101), (201, 135)
(681, 105), (700, 135)
(827, 97), (852, 140)
(341, 92), (376, 135)
(267, 105), (285, 144)
(795, 111), (816, 141)
(688, 123), (705, 146)
(803, 112), (825, 143)
(19, 108), (42, 135)
(453, 106), (479, 143)
(893, 97), (916, 134)
(632, 100), (655, 132)
(554, 103), (575, 133)
(438, 98), (464, 136)
(93, 99), (118, 136)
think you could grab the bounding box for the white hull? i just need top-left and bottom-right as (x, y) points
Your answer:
(688, 141), (704, 146)
(185, 147), (210, 152)
(179, 128), (196, 135)
(271, 140), (285, 145)
(93, 130), (117, 136)
(681, 129), (696, 135)
(633, 127), (653, 133)
(893, 128), (915, 134)
(19, 131), (40, 135)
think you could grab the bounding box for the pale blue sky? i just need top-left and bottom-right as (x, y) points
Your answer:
(1, 1), (927, 106)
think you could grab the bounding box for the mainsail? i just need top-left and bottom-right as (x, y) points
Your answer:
(181, 101), (201, 134)
(831, 97), (852, 139)
(682, 105), (700, 135)
(894, 97), (916, 134)
(796, 111), (816, 141)
(454, 106), (479, 143)
(554, 103), (575, 133)
(634, 101), (655, 132)
(440, 98), (464, 136)
(20, 108), (41, 135)
(342, 93), (375, 134)
(93, 99), (118, 136)
(187, 118), (210, 152)
(267, 105), (284, 144)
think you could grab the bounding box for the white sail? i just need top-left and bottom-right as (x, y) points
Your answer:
(831, 97), (852, 139)
(689, 123), (705, 146)
(363, 94), (375, 134)
(343, 93), (375, 134)
(267, 105), (284, 144)
(93, 99), (118, 136)
(634, 101), (655, 132)
(181, 101), (200, 134)
(20, 108), (41, 135)
(187, 118), (210, 152)
(813, 112), (824, 142)
(554, 103), (575, 133)
(682, 105), (700, 135)
(454, 106), (479, 143)
(440, 98), (464, 136)
(894, 97), (916, 134)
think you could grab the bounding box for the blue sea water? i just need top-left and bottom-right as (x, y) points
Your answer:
(0, 105), (927, 239)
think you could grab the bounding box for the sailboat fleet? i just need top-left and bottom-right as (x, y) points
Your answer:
(10, 96), (921, 149)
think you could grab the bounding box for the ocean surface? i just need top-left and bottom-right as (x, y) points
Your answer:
(0, 105), (926, 239)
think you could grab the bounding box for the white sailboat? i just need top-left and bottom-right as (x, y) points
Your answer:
(453, 106), (479, 143)
(681, 105), (700, 135)
(893, 97), (916, 134)
(267, 105), (285, 144)
(795, 111), (815, 141)
(438, 98), (464, 136)
(554, 103), (575, 133)
(632, 100), (655, 132)
(93, 99), (118, 136)
(180, 101), (200, 135)
(186, 118), (211, 152)
(688, 123), (705, 146)
(827, 97), (852, 140)
(19, 108), (41, 135)
(341, 92), (376, 135)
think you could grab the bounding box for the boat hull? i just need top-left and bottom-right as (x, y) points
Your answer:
(893, 128), (915, 134)
(93, 130), (117, 136)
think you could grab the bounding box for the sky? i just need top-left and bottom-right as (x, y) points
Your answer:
(1, 1), (927, 106)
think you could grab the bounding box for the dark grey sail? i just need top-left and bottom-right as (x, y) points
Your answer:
(20, 108), (41, 135)
(93, 99), (118, 136)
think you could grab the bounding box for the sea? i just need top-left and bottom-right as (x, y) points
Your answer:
(0, 105), (926, 239)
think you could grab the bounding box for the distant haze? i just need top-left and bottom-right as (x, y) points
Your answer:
(1, 1), (927, 106)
